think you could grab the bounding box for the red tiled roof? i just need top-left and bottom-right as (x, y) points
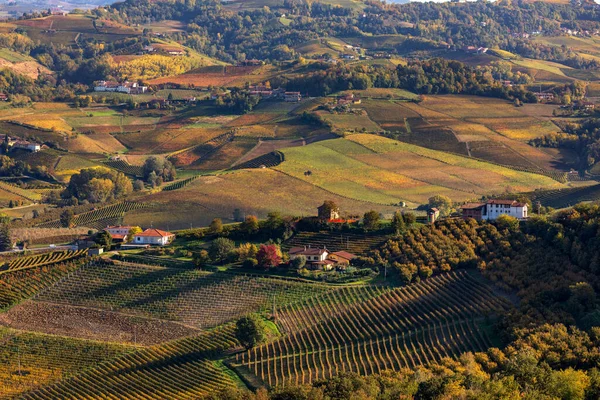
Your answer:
(461, 203), (485, 210)
(110, 234), (126, 240)
(135, 228), (174, 238)
(289, 246), (327, 256)
(487, 199), (527, 207)
(331, 251), (356, 260)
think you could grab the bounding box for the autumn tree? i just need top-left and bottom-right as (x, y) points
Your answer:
(127, 226), (142, 243)
(256, 244), (282, 269)
(240, 215), (259, 235)
(209, 218), (223, 234)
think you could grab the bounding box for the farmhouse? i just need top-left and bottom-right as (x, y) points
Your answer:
(460, 199), (528, 220)
(328, 251), (357, 267)
(104, 225), (135, 242)
(338, 93), (362, 105)
(317, 202), (340, 221)
(288, 246), (356, 270)
(574, 100), (595, 110)
(133, 228), (175, 246)
(248, 84), (273, 97)
(12, 140), (40, 152)
(535, 92), (555, 102)
(94, 81), (148, 94)
(284, 92), (302, 102)
(0, 93), (8, 101)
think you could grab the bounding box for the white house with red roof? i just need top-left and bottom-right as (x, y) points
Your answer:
(288, 246), (356, 270)
(105, 225), (135, 242)
(133, 228), (175, 246)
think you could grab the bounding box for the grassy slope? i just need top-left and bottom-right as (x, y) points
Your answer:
(274, 135), (564, 206)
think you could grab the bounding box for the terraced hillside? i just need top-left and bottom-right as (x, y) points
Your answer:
(0, 259), (85, 310)
(35, 262), (335, 328)
(232, 270), (510, 386)
(0, 249), (87, 274)
(20, 326), (237, 400)
(0, 327), (132, 399)
(36, 201), (150, 229)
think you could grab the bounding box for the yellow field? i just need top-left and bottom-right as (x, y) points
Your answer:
(124, 168), (398, 229)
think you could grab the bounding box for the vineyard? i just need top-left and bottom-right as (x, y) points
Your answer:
(19, 326), (237, 400)
(0, 327), (133, 399)
(0, 249), (87, 274)
(162, 175), (200, 191)
(0, 180), (42, 203)
(528, 183), (600, 209)
(36, 201), (150, 229)
(0, 259), (85, 310)
(232, 270), (510, 386)
(283, 230), (390, 255)
(230, 151), (284, 170)
(35, 262), (335, 328)
(170, 132), (235, 167)
(103, 159), (143, 177)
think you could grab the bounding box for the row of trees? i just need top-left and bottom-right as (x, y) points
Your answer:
(193, 237), (284, 269)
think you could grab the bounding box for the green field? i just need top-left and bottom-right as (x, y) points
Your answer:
(274, 135), (564, 206)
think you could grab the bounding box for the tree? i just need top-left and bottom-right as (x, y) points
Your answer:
(391, 211), (405, 235)
(237, 242), (258, 261)
(193, 250), (210, 268)
(127, 226), (142, 243)
(403, 212), (416, 226)
(548, 368), (590, 400)
(234, 314), (266, 349)
(495, 214), (519, 231)
(428, 195), (453, 216)
(94, 230), (112, 248)
(60, 209), (75, 228)
(256, 244), (282, 269)
(63, 168), (132, 204)
(133, 180), (145, 191)
(0, 223), (11, 251)
(290, 255), (306, 269)
(363, 210), (380, 231)
(210, 218), (223, 234)
(209, 237), (235, 263)
(240, 215), (259, 235)
(143, 156), (176, 183)
(264, 211), (284, 234)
